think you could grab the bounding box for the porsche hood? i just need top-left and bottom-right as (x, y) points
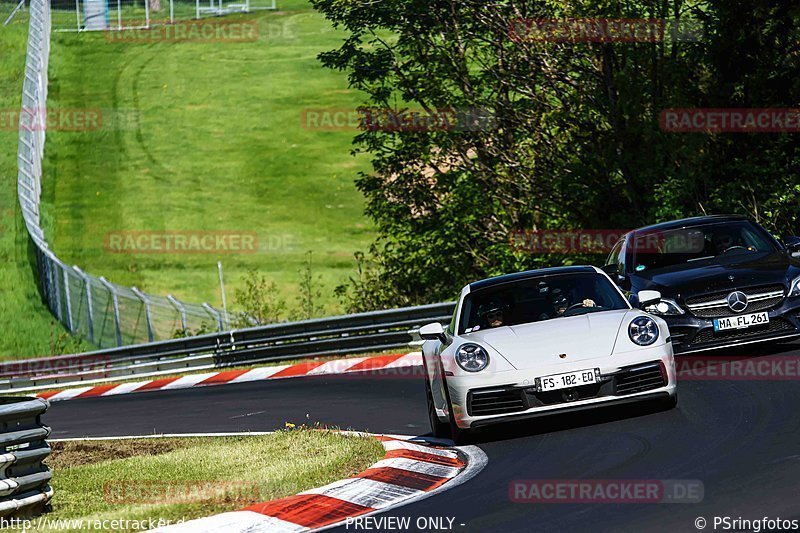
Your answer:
(465, 309), (635, 370)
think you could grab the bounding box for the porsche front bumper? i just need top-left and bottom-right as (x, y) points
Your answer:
(446, 345), (676, 429)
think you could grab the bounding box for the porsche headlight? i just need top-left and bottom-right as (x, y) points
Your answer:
(643, 298), (684, 316)
(455, 343), (490, 372)
(629, 316), (659, 346)
(790, 275), (800, 297)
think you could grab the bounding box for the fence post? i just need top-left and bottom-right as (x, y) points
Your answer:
(202, 303), (224, 332)
(99, 276), (123, 347)
(62, 267), (73, 332)
(72, 266), (94, 344)
(167, 294), (187, 335)
(52, 259), (63, 323)
(132, 287), (154, 343)
(41, 249), (62, 323)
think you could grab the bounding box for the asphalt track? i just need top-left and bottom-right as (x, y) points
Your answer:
(45, 340), (800, 532)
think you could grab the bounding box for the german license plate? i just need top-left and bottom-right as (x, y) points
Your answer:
(538, 369), (598, 391)
(713, 312), (769, 332)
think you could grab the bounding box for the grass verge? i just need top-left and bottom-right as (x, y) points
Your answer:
(43, 0), (374, 318)
(1, 1), (375, 358)
(25, 430), (384, 532)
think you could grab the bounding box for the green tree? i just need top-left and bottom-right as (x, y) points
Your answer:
(315, 0), (800, 309)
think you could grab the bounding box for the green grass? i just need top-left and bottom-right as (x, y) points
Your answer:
(29, 431), (384, 532)
(0, 2), (374, 358)
(0, 13), (91, 358)
(42, 1), (374, 318)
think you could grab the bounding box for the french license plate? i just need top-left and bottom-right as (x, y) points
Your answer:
(713, 312), (769, 332)
(538, 369), (598, 391)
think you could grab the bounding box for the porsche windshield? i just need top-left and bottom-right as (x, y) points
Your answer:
(459, 272), (628, 334)
(629, 220), (778, 273)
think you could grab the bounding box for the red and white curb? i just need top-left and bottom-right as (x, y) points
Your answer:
(33, 352), (422, 403)
(153, 434), (486, 533)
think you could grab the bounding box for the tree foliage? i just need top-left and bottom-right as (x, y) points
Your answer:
(312, 0), (800, 309)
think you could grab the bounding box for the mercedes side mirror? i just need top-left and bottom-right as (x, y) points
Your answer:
(419, 322), (447, 343)
(601, 263), (627, 285)
(601, 264), (619, 276)
(638, 290), (662, 307)
(783, 236), (800, 258)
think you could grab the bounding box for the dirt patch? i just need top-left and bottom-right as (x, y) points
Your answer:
(47, 439), (183, 469)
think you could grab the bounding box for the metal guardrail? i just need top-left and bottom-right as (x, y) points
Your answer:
(18, 0), (233, 350)
(0, 397), (52, 518)
(0, 302), (456, 393)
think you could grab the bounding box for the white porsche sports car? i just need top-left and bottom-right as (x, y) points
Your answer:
(420, 266), (677, 443)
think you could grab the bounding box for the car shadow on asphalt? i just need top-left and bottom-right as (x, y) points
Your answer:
(455, 398), (677, 446)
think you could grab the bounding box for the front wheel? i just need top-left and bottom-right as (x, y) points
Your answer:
(426, 377), (452, 439)
(659, 393), (678, 410)
(439, 372), (473, 445)
(449, 418), (473, 446)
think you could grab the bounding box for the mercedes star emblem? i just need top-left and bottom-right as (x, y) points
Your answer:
(726, 291), (748, 313)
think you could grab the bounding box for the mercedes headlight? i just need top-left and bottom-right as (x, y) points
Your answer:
(790, 275), (800, 297)
(643, 298), (684, 316)
(629, 316), (660, 346)
(455, 343), (490, 372)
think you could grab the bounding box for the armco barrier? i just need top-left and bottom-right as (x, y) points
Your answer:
(0, 398), (52, 518)
(0, 302), (456, 393)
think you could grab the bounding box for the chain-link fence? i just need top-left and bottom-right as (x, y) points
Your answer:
(17, 0), (231, 349)
(2, 0), (25, 25)
(49, 0), (274, 32)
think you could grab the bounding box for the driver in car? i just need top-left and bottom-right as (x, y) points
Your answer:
(711, 230), (753, 254)
(712, 231), (737, 254)
(547, 289), (596, 318)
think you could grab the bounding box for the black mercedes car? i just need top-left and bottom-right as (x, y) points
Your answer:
(603, 215), (800, 354)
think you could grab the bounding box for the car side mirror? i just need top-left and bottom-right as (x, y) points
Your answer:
(601, 263), (627, 286)
(783, 236), (800, 258)
(638, 290), (662, 307)
(419, 322), (447, 343)
(601, 264), (619, 276)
